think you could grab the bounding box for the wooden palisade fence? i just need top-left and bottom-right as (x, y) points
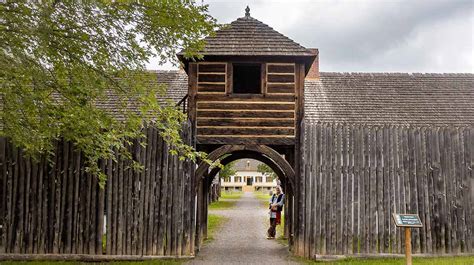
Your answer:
(298, 121), (473, 258)
(0, 123), (195, 256)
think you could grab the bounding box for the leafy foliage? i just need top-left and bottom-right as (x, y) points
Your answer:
(0, 1), (217, 187)
(219, 161), (236, 179)
(257, 163), (276, 181)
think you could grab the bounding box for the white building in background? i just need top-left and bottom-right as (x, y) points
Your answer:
(220, 159), (278, 192)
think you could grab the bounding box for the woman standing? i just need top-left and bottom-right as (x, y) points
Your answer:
(267, 186), (285, 239)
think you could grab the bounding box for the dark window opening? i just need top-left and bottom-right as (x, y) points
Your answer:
(232, 64), (261, 94)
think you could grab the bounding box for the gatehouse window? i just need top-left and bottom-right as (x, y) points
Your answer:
(232, 63), (261, 94)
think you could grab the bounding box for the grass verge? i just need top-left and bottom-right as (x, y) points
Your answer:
(206, 214), (228, 242)
(208, 191), (243, 210)
(296, 255), (474, 265)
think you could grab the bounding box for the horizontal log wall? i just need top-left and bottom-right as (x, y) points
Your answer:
(193, 62), (298, 145)
(299, 121), (473, 257)
(0, 124), (195, 256)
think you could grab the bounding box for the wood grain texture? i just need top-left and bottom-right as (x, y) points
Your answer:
(299, 122), (473, 256)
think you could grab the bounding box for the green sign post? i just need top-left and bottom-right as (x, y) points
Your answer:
(392, 214), (423, 265)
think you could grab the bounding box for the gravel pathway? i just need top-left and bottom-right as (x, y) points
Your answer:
(186, 192), (300, 265)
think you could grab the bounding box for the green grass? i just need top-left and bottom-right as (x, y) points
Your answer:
(208, 191), (243, 210)
(206, 214), (227, 242)
(220, 191), (243, 200)
(0, 260), (183, 265)
(297, 256), (474, 265)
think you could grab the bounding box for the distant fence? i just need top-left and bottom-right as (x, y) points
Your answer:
(299, 121), (473, 257)
(0, 123), (195, 256)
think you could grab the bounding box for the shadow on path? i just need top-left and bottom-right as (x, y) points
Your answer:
(186, 192), (299, 265)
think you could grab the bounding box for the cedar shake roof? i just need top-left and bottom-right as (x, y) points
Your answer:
(304, 73), (474, 126)
(200, 16), (313, 56)
(233, 159), (262, 171)
(94, 70), (188, 121)
(180, 9), (314, 57)
(134, 71), (473, 127)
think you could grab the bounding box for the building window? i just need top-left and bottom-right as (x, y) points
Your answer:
(255, 176), (263, 183)
(234, 176), (242, 183)
(232, 63), (261, 94)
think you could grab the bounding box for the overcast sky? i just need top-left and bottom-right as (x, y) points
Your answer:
(148, 0), (473, 73)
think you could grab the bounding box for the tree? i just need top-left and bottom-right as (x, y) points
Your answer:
(0, 1), (217, 186)
(257, 163), (276, 181)
(219, 161), (236, 182)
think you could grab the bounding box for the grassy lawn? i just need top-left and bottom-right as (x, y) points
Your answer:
(208, 191), (243, 210)
(205, 213), (227, 242)
(0, 260), (183, 265)
(298, 256), (474, 265)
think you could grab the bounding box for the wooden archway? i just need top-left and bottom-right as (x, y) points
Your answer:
(195, 144), (295, 190)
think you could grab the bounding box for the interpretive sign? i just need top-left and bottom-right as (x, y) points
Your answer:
(392, 213), (423, 228)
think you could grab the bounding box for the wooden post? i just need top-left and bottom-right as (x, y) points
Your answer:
(405, 227), (412, 265)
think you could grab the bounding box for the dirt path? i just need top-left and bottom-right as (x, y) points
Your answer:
(186, 192), (300, 265)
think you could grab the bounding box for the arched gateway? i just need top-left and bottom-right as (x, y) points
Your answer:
(177, 7), (317, 255)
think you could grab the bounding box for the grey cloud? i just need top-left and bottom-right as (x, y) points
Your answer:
(150, 0), (473, 73)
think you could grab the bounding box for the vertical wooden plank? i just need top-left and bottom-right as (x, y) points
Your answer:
(314, 122), (322, 255)
(121, 152), (128, 255)
(424, 128), (434, 253)
(453, 128), (463, 253)
(433, 128), (443, 252)
(420, 127), (433, 253)
(26, 158), (35, 254)
(329, 123), (336, 254)
(464, 128), (473, 252)
(52, 142), (62, 254)
(64, 143), (74, 253)
(352, 125), (360, 254)
(126, 147), (133, 255)
(376, 126), (384, 253)
(445, 128), (455, 253)
(106, 158), (113, 255)
(305, 122), (314, 257)
(157, 141), (169, 255)
(171, 152), (179, 255)
(72, 150), (81, 253)
(320, 123), (328, 254)
(388, 126), (397, 253)
(360, 126), (368, 253)
(345, 124), (353, 254)
(89, 169), (98, 254)
(141, 128), (152, 255)
(382, 126), (390, 253)
(0, 138), (5, 252)
(393, 126), (401, 253)
(147, 127), (157, 255)
(335, 123), (343, 254)
(153, 134), (164, 254)
(37, 156), (46, 254)
(369, 126), (377, 253)
(111, 153), (119, 255)
(438, 128), (447, 253)
(401, 127), (410, 253)
(165, 147), (174, 255)
(96, 161), (105, 255)
(415, 128), (426, 253)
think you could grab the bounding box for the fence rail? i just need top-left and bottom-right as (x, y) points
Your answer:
(300, 122), (473, 257)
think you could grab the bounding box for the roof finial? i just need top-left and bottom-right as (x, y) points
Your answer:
(245, 6), (250, 17)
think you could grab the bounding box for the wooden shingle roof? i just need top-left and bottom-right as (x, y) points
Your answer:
(193, 11), (314, 57)
(304, 73), (474, 126)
